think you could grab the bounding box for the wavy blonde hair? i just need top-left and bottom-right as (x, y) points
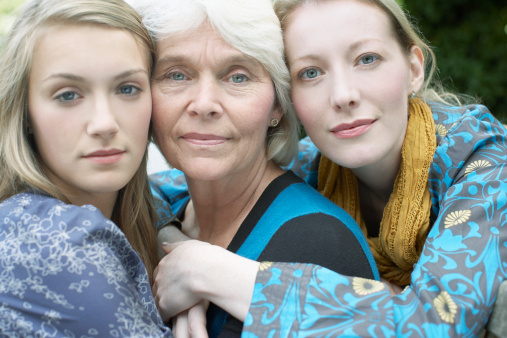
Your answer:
(274, 0), (471, 107)
(0, 0), (158, 282)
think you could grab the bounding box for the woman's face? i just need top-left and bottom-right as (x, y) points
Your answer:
(151, 23), (282, 182)
(285, 0), (424, 171)
(28, 24), (151, 202)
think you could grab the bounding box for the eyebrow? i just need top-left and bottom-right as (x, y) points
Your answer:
(290, 39), (384, 64)
(289, 54), (321, 65)
(349, 39), (383, 51)
(154, 55), (186, 69)
(155, 53), (263, 71)
(42, 69), (148, 83)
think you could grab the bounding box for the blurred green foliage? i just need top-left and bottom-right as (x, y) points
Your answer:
(0, 0), (24, 13)
(0, 0), (25, 46)
(403, 1), (507, 121)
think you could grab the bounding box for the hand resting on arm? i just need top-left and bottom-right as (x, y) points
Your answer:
(153, 240), (260, 323)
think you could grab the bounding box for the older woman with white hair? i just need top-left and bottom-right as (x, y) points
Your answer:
(129, 0), (378, 336)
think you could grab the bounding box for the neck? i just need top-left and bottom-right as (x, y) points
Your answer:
(183, 161), (283, 248)
(44, 164), (119, 219)
(353, 156), (400, 205)
(65, 191), (118, 219)
(352, 146), (402, 235)
(352, 122), (406, 204)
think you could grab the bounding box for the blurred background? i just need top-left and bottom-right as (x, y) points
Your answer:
(1, 0), (506, 173)
(401, 0), (507, 122)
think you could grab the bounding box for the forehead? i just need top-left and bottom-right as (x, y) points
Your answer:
(287, 0), (393, 40)
(284, 0), (400, 62)
(35, 23), (150, 68)
(155, 23), (264, 70)
(30, 24), (148, 78)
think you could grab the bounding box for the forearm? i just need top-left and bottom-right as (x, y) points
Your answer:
(154, 240), (259, 322)
(193, 247), (260, 322)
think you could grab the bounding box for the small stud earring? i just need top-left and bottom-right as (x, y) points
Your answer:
(270, 118), (279, 127)
(411, 91), (416, 99)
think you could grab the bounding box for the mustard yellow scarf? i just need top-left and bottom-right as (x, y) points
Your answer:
(318, 98), (436, 286)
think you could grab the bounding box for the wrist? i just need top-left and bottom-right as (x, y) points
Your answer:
(202, 250), (259, 321)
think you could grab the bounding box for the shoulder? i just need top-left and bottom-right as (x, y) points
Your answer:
(274, 176), (358, 226)
(0, 192), (132, 257)
(429, 102), (507, 183)
(0, 192), (114, 229)
(0, 193), (142, 275)
(256, 175), (378, 279)
(431, 102), (507, 143)
(0, 193), (163, 336)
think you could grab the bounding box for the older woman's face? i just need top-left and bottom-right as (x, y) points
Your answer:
(151, 23), (281, 181)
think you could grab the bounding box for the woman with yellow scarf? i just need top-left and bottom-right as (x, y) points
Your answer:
(150, 0), (507, 336)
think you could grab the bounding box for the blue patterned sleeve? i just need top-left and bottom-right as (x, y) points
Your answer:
(150, 168), (190, 229)
(244, 104), (507, 337)
(0, 194), (172, 337)
(283, 136), (320, 188)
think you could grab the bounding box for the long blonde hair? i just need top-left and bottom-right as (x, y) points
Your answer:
(0, 0), (158, 282)
(274, 0), (471, 107)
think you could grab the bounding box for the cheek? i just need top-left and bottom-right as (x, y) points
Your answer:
(372, 68), (410, 104)
(32, 119), (73, 170)
(151, 90), (179, 137)
(240, 99), (274, 135)
(30, 108), (71, 155)
(122, 96), (152, 133)
(291, 87), (319, 127)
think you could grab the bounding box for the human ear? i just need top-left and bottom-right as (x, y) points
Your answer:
(270, 101), (284, 124)
(409, 45), (425, 93)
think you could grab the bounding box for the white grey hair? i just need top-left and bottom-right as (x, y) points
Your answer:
(128, 0), (299, 166)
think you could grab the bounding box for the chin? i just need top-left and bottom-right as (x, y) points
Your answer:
(91, 175), (132, 193)
(324, 148), (371, 168)
(184, 170), (226, 182)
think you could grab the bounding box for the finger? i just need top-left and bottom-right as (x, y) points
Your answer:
(161, 241), (185, 254)
(173, 311), (190, 338)
(151, 266), (160, 307)
(188, 303), (209, 338)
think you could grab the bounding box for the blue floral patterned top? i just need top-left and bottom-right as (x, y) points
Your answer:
(243, 103), (507, 337)
(0, 193), (172, 337)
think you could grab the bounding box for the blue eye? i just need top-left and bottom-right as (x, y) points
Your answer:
(170, 72), (187, 81)
(119, 85), (140, 95)
(359, 54), (378, 65)
(300, 68), (321, 79)
(231, 74), (247, 83)
(56, 91), (79, 103)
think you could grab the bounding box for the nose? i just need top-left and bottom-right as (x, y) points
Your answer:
(87, 95), (120, 137)
(330, 70), (360, 111)
(187, 76), (223, 118)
